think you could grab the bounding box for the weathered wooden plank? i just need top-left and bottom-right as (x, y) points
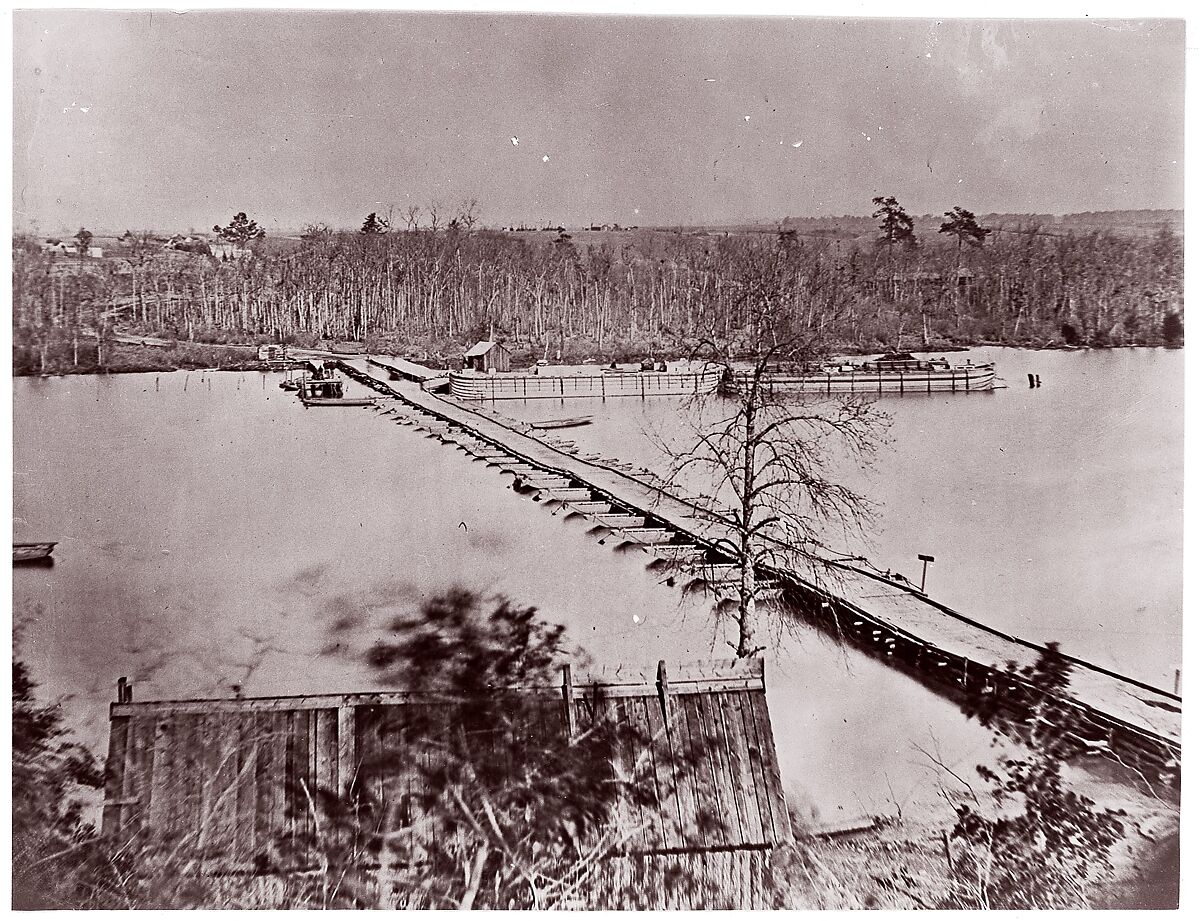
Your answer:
(253, 711), (276, 868)
(640, 687), (684, 848)
(123, 715), (153, 835)
(101, 715), (129, 837)
(566, 500), (614, 514)
(579, 657), (761, 690)
(673, 693), (708, 851)
(194, 713), (221, 863)
(146, 715), (174, 842)
(314, 707), (338, 854)
(383, 704), (415, 864)
(632, 696), (669, 851)
(293, 708), (314, 864)
(667, 690), (700, 849)
(592, 513), (646, 528)
(270, 710), (291, 865)
(618, 527), (675, 545)
(747, 690), (791, 844)
(610, 696), (650, 853)
(350, 705), (375, 862)
(693, 692), (743, 847)
(734, 690), (776, 846)
(337, 705), (356, 797)
(315, 708), (336, 795)
(177, 713), (206, 857)
(710, 692), (755, 846)
(411, 704), (439, 864)
(211, 714), (241, 868)
(721, 691), (765, 846)
(234, 712), (258, 867)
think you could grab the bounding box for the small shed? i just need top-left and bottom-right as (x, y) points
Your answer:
(257, 344), (287, 362)
(463, 340), (511, 373)
(101, 658), (791, 909)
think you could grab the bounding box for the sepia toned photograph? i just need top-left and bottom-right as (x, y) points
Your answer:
(9, 6), (1184, 910)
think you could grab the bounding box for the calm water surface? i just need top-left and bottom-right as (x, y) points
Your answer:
(12, 347), (1180, 820)
(498, 347), (1184, 689)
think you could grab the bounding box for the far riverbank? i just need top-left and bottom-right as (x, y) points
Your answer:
(10, 332), (1180, 378)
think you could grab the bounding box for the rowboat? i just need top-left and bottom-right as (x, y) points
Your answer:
(14, 541), (56, 564)
(529, 416), (594, 430)
(735, 352), (996, 394)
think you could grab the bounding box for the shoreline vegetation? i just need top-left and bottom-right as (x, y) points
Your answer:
(9, 334), (1179, 379)
(11, 208), (1184, 378)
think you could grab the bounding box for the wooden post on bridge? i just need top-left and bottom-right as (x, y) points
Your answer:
(918, 554), (935, 593)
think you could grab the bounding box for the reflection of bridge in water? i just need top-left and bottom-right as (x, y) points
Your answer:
(337, 356), (1181, 786)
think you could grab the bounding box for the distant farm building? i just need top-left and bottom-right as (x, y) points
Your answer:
(38, 239), (103, 257)
(463, 340), (511, 373)
(100, 659), (792, 909)
(211, 241), (252, 260)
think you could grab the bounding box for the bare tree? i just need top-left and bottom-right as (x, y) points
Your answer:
(402, 205), (422, 233)
(456, 198), (480, 235)
(661, 240), (888, 657)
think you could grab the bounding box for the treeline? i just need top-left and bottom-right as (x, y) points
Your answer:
(11, 215), (1184, 372)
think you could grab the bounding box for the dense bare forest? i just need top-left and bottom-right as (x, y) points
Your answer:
(11, 211), (1184, 374)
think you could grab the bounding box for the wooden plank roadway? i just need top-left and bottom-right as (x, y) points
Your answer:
(338, 359), (1181, 764)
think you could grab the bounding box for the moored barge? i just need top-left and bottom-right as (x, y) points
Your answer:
(735, 352), (996, 394)
(449, 365), (723, 401)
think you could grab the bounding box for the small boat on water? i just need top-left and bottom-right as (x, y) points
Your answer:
(529, 416), (594, 430)
(14, 541), (56, 564)
(297, 375), (375, 407)
(734, 352), (996, 394)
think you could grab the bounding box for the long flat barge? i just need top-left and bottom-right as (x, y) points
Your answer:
(449, 364), (723, 400)
(337, 358), (1180, 785)
(734, 352), (996, 394)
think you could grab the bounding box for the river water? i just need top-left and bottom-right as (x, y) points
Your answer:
(498, 347), (1184, 689)
(11, 346), (1182, 822)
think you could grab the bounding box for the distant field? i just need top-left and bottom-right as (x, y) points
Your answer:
(496, 209), (1182, 256)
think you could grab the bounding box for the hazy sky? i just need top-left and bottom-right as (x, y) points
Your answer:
(11, 12), (1185, 234)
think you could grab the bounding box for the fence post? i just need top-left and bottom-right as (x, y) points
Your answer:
(656, 660), (670, 721)
(562, 664), (576, 736)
